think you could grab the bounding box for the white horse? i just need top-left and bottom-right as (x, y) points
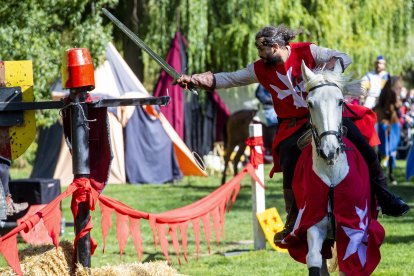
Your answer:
(282, 61), (384, 275)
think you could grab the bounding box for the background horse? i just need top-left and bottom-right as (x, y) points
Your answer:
(221, 109), (258, 184)
(221, 109), (275, 184)
(281, 61), (384, 275)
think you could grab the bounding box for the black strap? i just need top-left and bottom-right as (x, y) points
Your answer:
(308, 83), (340, 92)
(328, 184), (336, 240)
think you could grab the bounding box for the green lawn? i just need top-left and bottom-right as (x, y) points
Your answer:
(5, 161), (414, 275)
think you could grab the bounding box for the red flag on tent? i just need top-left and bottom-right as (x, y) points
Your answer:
(153, 32), (187, 140)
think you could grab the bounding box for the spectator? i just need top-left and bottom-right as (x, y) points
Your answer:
(361, 55), (390, 109)
(0, 82), (28, 220)
(0, 157), (28, 220)
(374, 76), (403, 185)
(255, 84), (278, 155)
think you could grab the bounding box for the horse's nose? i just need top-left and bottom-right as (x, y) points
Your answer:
(319, 149), (336, 165)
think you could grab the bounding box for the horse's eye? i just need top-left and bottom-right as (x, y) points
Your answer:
(308, 101), (313, 108)
(338, 99), (344, 106)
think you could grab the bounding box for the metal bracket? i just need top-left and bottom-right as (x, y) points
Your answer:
(0, 87), (23, 126)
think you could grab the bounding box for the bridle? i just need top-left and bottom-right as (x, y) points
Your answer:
(307, 83), (346, 161)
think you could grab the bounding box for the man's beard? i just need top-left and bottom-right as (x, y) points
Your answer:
(264, 55), (282, 65)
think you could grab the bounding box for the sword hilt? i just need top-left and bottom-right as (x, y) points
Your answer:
(187, 84), (198, 95)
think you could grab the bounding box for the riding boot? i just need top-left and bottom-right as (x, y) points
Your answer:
(274, 189), (299, 245)
(369, 159), (409, 216)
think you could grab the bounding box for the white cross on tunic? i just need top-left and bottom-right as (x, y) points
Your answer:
(341, 201), (369, 267)
(269, 67), (307, 108)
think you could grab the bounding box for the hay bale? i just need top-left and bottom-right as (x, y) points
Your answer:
(0, 240), (181, 276)
(0, 240), (75, 276)
(76, 261), (182, 276)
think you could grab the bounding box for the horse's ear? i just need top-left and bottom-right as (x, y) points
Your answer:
(333, 59), (343, 74)
(301, 60), (316, 83)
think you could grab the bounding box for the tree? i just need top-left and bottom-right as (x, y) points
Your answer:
(0, 0), (118, 125)
(114, 0), (414, 89)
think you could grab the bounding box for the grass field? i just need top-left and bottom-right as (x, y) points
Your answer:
(5, 160), (414, 275)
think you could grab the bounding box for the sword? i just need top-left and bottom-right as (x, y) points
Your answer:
(102, 8), (198, 95)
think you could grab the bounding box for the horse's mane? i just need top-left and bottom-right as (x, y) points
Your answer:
(305, 69), (366, 97)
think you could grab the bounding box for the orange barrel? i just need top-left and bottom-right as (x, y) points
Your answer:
(62, 48), (95, 90)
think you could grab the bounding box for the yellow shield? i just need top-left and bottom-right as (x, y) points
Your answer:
(0, 60), (35, 160)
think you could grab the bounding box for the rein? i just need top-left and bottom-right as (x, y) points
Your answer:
(307, 83), (346, 160)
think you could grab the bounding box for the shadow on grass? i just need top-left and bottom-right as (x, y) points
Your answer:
(384, 234), (414, 244)
(142, 252), (166, 262)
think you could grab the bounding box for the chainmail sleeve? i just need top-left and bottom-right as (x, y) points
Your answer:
(214, 63), (258, 89)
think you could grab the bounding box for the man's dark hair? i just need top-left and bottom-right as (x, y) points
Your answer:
(255, 25), (297, 47)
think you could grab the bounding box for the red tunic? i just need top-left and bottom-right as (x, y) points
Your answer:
(253, 42), (379, 175)
(254, 42), (314, 119)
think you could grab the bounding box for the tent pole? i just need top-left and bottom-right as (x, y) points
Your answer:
(70, 90), (91, 267)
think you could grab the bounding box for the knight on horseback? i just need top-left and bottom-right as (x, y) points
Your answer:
(175, 25), (409, 245)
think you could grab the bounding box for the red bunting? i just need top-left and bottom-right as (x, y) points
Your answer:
(0, 234), (22, 275)
(17, 205), (60, 246)
(116, 213), (129, 256)
(97, 164), (260, 262)
(0, 163), (262, 274)
(129, 218), (143, 261)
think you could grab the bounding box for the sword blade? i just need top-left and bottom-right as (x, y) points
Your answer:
(102, 8), (198, 95)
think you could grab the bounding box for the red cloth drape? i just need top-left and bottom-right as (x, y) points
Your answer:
(270, 104), (380, 176)
(281, 138), (384, 275)
(153, 32), (187, 139)
(246, 136), (264, 169)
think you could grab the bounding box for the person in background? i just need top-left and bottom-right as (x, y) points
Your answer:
(255, 84), (278, 157)
(361, 55), (390, 109)
(0, 157), (28, 219)
(176, 25), (409, 245)
(374, 77), (403, 185)
(0, 81), (28, 220)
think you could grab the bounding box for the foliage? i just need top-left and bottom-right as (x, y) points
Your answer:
(124, 0), (414, 89)
(0, 0), (118, 125)
(1, 1), (412, 120)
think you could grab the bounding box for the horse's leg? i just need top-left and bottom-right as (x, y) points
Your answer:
(307, 216), (328, 276)
(233, 143), (246, 176)
(320, 259), (330, 276)
(221, 147), (233, 185)
(222, 138), (239, 184)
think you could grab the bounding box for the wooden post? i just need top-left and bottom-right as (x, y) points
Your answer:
(70, 91), (91, 267)
(249, 123), (266, 250)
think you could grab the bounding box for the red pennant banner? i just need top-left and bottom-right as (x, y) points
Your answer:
(0, 164), (261, 274)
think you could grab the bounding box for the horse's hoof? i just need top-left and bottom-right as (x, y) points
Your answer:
(308, 267), (320, 276)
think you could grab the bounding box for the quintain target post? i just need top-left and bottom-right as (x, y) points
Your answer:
(0, 51), (169, 267)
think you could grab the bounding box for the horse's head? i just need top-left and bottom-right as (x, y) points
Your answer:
(301, 60), (363, 165)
